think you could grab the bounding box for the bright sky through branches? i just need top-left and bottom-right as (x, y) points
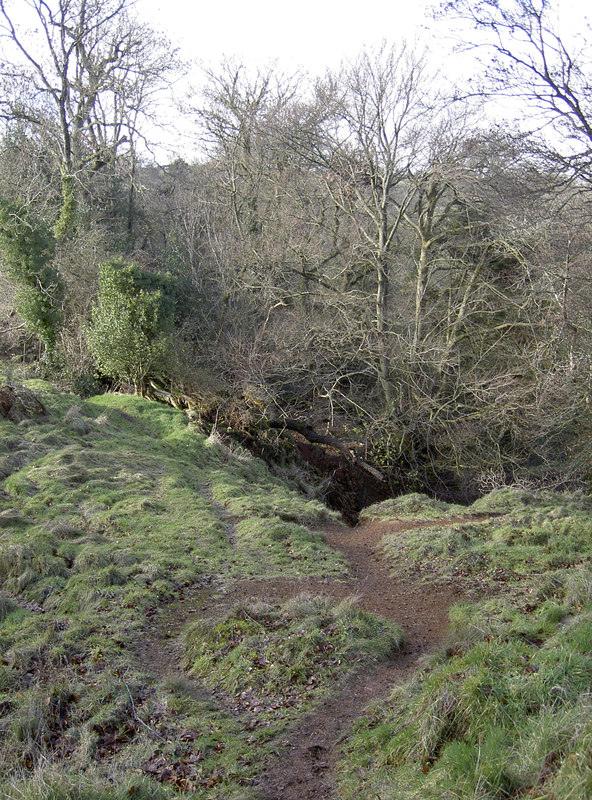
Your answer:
(133, 0), (592, 160)
(4, 0), (589, 160)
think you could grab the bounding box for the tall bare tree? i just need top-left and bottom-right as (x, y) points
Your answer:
(318, 44), (439, 407)
(441, 0), (592, 179)
(0, 0), (178, 236)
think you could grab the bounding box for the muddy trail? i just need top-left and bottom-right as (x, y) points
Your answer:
(136, 518), (465, 799)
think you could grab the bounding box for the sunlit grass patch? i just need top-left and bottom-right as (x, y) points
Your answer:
(470, 486), (592, 515)
(0, 377), (351, 796)
(207, 466), (339, 527)
(361, 492), (473, 522)
(230, 518), (348, 577)
(338, 591), (592, 800)
(380, 490), (592, 587)
(0, 384), (343, 609)
(184, 595), (402, 725)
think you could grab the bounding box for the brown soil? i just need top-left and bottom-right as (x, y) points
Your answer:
(137, 518), (465, 800)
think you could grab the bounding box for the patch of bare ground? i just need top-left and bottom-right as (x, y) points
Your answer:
(135, 518), (466, 800)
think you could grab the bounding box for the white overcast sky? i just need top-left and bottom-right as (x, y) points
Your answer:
(5, 0), (589, 160)
(136, 0), (589, 76)
(136, 0), (434, 75)
(134, 0), (443, 158)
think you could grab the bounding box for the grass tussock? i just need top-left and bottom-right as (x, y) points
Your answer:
(378, 489), (592, 587)
(338, 488), (592, 800)
(338, 588), (592, 800)
(360, 492), (473, 522)
(184, 595), (403, 722)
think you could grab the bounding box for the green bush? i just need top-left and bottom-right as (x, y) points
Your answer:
(86, 260), (174, 395)
(0, 201), (63, 351)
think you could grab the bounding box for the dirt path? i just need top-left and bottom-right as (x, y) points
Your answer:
(137, 518), (464, 799)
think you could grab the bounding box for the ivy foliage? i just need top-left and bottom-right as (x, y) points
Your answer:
(54, 170), (77, 241)
(86, 259), (176, 394)
(0, 200), (63, 350)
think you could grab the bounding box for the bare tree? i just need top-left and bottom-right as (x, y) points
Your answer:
(441, 0), (592, 179)
(0, 0), (178, 235)
(317, 43), (433, 408)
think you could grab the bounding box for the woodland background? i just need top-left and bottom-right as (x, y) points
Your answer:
(2, 0), (592, 502)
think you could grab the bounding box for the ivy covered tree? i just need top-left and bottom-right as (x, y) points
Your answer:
(0, 201), (63, 353)
(86, 260), (174, 395)
(0, 0), (179, 239)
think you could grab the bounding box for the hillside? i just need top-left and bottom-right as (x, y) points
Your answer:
(0, 376), (399, 799)
(338, 493), (592, 800)
(1, 377), (592, 799)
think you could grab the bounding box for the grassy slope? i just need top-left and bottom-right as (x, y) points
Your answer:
(339, 490), (592, 800)
(5, 379), (592, 800)
(0, 376), (403, 800)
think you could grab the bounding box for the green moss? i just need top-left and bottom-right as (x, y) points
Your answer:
(361, 492), (472, 521)
(0, 377), (350, 796)
(338, 593), (592, 800)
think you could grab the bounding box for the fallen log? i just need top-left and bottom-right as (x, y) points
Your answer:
(146, 382), (385, 484)
(147, 381), (196, 411)
(268, 419), (385, 483)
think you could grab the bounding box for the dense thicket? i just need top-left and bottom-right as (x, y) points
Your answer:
(1, 0), (591, 500)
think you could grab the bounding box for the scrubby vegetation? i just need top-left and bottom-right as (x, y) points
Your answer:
(2, 375), (592, 799)
(4, 0), (592, 502)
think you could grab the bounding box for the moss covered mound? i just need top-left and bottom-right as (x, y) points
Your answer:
(339, 488), (592, 800)
(338, 579), (592, 800)
(0, 375), (351, 799)
(184, 595), (403, 722)
(360, 492), (473, 522)
(379, 490), (592, 586)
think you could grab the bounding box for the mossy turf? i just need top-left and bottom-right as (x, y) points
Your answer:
(361, 491), (473, 522)
(378, 488), (592, 587)
(338, 584), (592, 800)
(0, 376), (355, 798)
(184, 595), (403, 724)
(338, 488), (592, 800)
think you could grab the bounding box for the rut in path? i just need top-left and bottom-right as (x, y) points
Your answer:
(138, 518), (464, 800)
